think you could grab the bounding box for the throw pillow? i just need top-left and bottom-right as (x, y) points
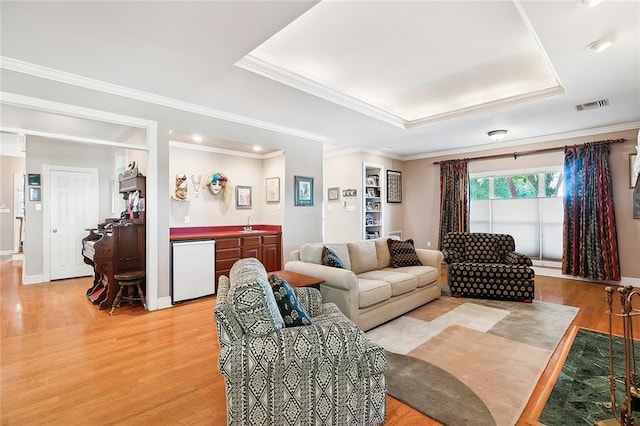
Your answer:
(268, 273), (313, 327)
(322, 246), (345, 269)
(387, 238), (423, 268)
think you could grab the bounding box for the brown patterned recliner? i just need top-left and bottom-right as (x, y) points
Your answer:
(442, 232), (535, 302)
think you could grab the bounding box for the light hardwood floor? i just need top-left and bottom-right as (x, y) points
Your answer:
(0, 256), (632, 425)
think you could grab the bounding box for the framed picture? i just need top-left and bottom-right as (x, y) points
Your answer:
(631, 153), (638, 189)
(294, 176), (314, 206)
(327, 187), (339, 201)
(27, 173), (41, 186)
(235, 186), (252, 209)
(265, 177), (280, 202)
(387, 170), (402, 203)
(29, 187), (41, 201)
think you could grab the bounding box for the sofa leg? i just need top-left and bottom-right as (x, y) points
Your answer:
(452, 294), (462, 298)
(523, 299), (533, 303)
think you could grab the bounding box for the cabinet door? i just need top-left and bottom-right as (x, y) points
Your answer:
(262, 244), (280, 272)
(242, 246), (262, 260)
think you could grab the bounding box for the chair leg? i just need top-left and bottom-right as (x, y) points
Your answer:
(109, 286), (124, 316)
(136, 282), (148, 311)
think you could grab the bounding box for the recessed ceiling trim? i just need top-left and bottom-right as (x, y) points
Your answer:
(169, 140), (284, 159)
(238, 54), (565, 131)
(0, 56), (328, 142)
(236, 54), (407, 129)
(406, 86), (566, 129)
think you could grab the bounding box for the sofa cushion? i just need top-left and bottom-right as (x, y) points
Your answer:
(322, 246), (345, 269)
(348, 240), (379, 274)
(383, 265), (438, 287)
(228, 258), (284, 336)
(299, 243), (351, 270)
(465, 235), (501, 263)
(268, 273), (312, 327)
(358, 279), (392, 308)
(387, 238), (423, 268)
(357, 270), (417, 296)
(374, 238), (392, 269)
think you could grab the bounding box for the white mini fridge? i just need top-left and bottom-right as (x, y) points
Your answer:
(171, 239), (216, 303)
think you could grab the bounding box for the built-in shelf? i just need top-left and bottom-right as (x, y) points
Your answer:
(363, 162), (384, 240)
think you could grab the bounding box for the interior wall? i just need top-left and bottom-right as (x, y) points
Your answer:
(262, 154), (285, 227)
(169, 146), (272, 227)
(0, 155), (25, 253)
(2, 68), (324, 302)
(403, 129), (640, 279)
(324, 152), (405, 243)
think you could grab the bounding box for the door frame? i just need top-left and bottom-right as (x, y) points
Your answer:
(43, 165), (99, 281)
(2, 92), (159, 311)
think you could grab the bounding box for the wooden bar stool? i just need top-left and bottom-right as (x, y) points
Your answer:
(109, 270), (147, 315)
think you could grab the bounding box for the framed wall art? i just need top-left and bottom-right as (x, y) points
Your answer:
(387, 170), (402, 203)
(29, 187), (41, 201)
(235, 186), (252, 209)
(294, 176), (314, 206)
(265, 177), (280, 202)
(327, 187), (339, 201)
(631, 153), (638, 189)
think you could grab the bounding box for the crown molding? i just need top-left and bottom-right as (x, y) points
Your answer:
(1, 56), (327, 142)
(236, 54), (407, 129)
(324, 146), (404, 161)
(401, 121), (640, 161)
(1, 126), (148, 150)
(237, 53), (564, 131)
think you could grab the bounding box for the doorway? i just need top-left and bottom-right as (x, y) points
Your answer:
(46, 166), (99, 280)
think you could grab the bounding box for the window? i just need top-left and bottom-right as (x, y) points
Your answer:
(469, 169), (563, 266)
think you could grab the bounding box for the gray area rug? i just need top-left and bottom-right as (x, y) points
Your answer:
(371, 289), (579, 426)
(386, 351), (496, 425)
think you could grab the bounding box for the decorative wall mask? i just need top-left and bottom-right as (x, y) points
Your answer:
(206, 172), (232, 207)
(175, 174), (188, 200)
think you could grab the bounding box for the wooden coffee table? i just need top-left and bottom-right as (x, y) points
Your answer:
(271, 270), (324, 289)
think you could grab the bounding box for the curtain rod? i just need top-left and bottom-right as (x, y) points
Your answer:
(432, 138), (627, 165)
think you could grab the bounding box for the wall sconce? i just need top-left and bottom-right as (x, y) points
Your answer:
(488, 130), (508, 142)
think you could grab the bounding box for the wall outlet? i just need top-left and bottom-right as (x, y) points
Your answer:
(427, 241), (431, 247)
(184, 216), (190, 224)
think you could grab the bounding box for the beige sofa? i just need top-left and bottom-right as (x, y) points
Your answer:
(285, 238), (443, 331)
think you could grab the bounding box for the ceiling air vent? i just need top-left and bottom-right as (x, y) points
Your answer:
(575, 99), (609, 111)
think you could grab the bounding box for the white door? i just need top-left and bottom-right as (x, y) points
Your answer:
(50, 168), (98, 280)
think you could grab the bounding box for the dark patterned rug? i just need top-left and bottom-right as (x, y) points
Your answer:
(539, 328), (640, 425)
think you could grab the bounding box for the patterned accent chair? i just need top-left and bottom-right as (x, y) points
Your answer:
(214, 258), (387, 425)
(442, 232), (535, 302)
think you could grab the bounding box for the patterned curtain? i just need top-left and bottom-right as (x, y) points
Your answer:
(562, 142), (620, 281)
(438, 160), (469, 249)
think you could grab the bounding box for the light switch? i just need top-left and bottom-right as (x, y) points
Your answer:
(184, 216), (190, 224)
(35, 204), (42, 211)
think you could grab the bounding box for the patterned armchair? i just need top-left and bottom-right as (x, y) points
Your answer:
(442, 232), (535, 302)
(214, 258), (387, 426)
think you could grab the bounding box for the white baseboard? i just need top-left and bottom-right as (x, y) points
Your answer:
(23, 274), (45, 285)
(0, 250), (13, 255)
(534, 266), (640, 287)
(156, 296), (173, 310)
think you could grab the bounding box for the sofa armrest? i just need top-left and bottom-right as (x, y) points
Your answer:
(504, 251), (533, 266)
(285, 261), (359, 291)
(416, 248), (444, 279)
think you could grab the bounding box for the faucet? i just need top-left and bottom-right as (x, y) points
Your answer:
(244, 216), (252, 231)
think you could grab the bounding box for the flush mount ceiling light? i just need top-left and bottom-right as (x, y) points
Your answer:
(488, 130), (508, 142)
(192, 134), (203, 143)
(587, 38), (612, 53)
(576, 0), (603, 7)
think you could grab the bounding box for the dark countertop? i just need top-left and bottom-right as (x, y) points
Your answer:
(169, 225), (282, 241)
